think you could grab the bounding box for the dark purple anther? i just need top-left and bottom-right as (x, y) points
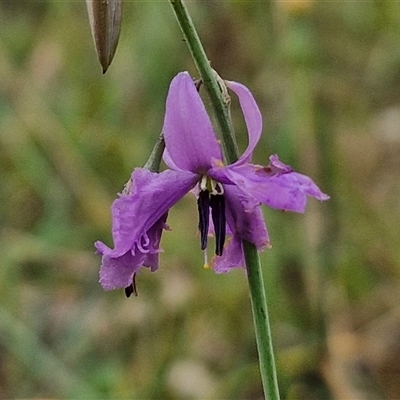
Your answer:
(210, 194), (226, 256)
(197, 189), (210, 250)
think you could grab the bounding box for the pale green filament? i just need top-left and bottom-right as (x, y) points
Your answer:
(199, 175), (224, 195)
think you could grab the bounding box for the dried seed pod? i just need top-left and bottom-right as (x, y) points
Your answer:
(86, 0), (122, 73)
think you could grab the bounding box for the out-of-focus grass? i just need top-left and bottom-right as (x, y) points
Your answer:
(1, 1), (400, 399)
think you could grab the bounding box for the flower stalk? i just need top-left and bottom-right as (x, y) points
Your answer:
(169, 1), (281, 398)
(243, 241), (280, 399)
(169, 0), (239, 164)
(143, 133), (165, 172)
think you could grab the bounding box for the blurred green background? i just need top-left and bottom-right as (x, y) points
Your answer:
(1, 1), (400, 399)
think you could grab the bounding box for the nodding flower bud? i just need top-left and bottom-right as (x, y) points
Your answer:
(86, 0), (123, 73)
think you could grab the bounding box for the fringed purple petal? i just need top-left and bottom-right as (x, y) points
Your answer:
(96, 213), (169, 290)
(105, 168), (197, 258)
(97, 246), (144, 291)
(214, 156), (329, 213)
(268, 154), (293, 174)
(224, 185), (270, 250)
(209, 185), (270, 274)
(211, 235), (244, 273)
(142, 213), (170, 271)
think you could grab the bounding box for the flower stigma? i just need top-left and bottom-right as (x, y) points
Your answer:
(203, 249), (210, 269)
(197, 176), (226, 257)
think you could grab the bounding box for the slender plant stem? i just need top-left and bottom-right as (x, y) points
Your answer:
(243, 241), (280, 399)
(169, 0), (238, 164)
(143, 132), (165, 172)
(169, 1), (280, 398)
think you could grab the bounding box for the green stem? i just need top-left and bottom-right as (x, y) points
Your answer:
(169, 1), (280, 398)
(243, 241), (280, 399)
(143, 133), (165, 172)
(169, 0), (238, 164)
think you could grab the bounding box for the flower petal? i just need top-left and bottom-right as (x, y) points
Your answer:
(163, 148), (184, 172)
(225, 80), (262, 166)
(209, 185), (270, 274)
(211, 235), (244, 273)
(142, 213), (170, 271)
(216, 159), (329, 213)
(162, 72), (222, 173)
(268, 154), (293, 174)
(96, 213), (169, 290)
(97, 247), (144, 290)
(224, 185), (270, 250)
(103, 168), (198, 258)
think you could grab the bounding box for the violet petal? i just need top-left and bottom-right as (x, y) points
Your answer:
(103, 168), (198, 258)
(97, 247), (145, 291)
(224, 185), (270, 250)
(211, 235), (244, 273)
(216, 162), (329, 213)
(225, 80), (262, 166)
(96, 213), (169, 290)
(162, 72), (222, 173)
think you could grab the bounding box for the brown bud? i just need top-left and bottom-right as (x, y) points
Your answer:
(86, 0), (123, 73)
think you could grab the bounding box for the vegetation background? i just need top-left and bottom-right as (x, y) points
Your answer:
(1, 1), (400, 399)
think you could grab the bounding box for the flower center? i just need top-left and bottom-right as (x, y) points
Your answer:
(197, 176), (226, 257)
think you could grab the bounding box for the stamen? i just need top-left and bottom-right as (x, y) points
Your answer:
(199, 175), (208, 191)
(212, 182), (224, 195)
(125, 273), (138, 298)
(197, 177), (226, 256)
(197, 189), (210, 250)
(125, 284), (134, 298)
(209, 180), (224, 195)
(210, 194), (226, 256)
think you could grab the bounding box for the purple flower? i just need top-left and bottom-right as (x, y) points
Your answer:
(95, 71), (329, 291)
